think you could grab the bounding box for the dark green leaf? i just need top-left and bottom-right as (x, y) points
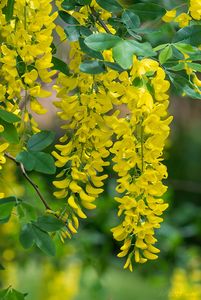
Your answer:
(0, 120), (19, 144)
(77, 0), (91, 5)
(85, 33), (122, 51)
(27, 131), (55, 152)
(19, 224), (35, 249)
(16, 151), (35, 171)
(37, 215), (63, 232)
(33, 152), (56, 174)
(79, 38), (103, 59)
(0, 197), (17, 205)
(3, 0), (15, 22)
(130, 3), (165, 21)
(0, 263), (5, 270)
(168, 72), (201, 99)
(104, 61), (124, 72)
(0, 109), (20, 123)
(16, 56), (26, 77)
(80, 60), (105, 74)
(59, 11), (80, 24)
(0, 202), (15, 221)
(52, 57), (69, 75)
(61, 0), (77, 10)
(32, 224), (56, 256)
(173, 25), (201, 46)
(96, 0), (122, 13)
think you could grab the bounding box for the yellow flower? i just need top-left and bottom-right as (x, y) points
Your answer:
(175, 13), (192, 28)
(162, 9), (177, 22)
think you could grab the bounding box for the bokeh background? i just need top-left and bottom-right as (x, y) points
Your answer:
(0, 0), (201, 299)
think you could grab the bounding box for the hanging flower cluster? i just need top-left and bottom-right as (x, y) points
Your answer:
(53, 26), (172, 269)
(0, 0), (57, 117)
(162, 0), (201, 27)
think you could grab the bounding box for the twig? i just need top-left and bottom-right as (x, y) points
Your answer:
(5, 152), (51, 210)
(90, 6), (112, 34)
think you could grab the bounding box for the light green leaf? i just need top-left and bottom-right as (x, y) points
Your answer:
(85, 33), (122, 51)
(121, 10), (140, 29)
(159, 45), (173, 64)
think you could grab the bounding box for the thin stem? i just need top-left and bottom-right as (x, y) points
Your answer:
(5, 153), (51, 210)
(90, 6), (112, 34)
(140, 122), (144, 173)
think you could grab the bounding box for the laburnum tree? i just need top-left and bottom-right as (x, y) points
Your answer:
(1, 0), (201, 297)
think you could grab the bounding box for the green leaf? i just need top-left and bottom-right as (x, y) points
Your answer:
(130, 3), (165, 21)
(121, 10), (140, 29)
(159, 45), (173, 64)
(77, 0), (91, 5)
(104, 61), (124, 72)
(168, 72), (201, 100)
(112, 41), (134, 69)
(0, 120), (19, 144)
(112, 39), (156, 68)
(79, 38), (103, 60)
(21, 202), (37, 221)
(16, 151), (35, 171)
(0, 202), (15, 222)
(85, 33), (122, 51)
(61, 0), (77, 10)
(0, 197), (17, 205)
(19, 224), (35, 249)
(80, 60), (105, 74)
(59, 11), (80, 24)
(0, 109), (20, 123)
(173, 25), (201, 46)
(0, 288), (27, 300)
(16, 55), (26, 77)
(3, 0), (15, 22)
(0, 263), (5, 270)
(16, 151), (56, 174)
(64, 25), (81, 41)
(186, 62), (201, 72)
(96, 0), (122, 13)
(52, 57), (69, 75)
(27, 131), (55, 152)
(154, 43), (169, 52)
(33, 152), (56, 174)
(127, 40), (156, 57)
(32, 224), (56, 256)
(37, 215), (63, 232)
(174, 43), (197, 54)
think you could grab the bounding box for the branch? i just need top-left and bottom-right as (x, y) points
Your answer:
(90, 6), (112, 34)
(5, 152), (51, 210)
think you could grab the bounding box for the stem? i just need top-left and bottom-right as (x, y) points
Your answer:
(140, 122), (144, 173)
(5, 153), (51, 210)
(90, 6), (112, 34)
